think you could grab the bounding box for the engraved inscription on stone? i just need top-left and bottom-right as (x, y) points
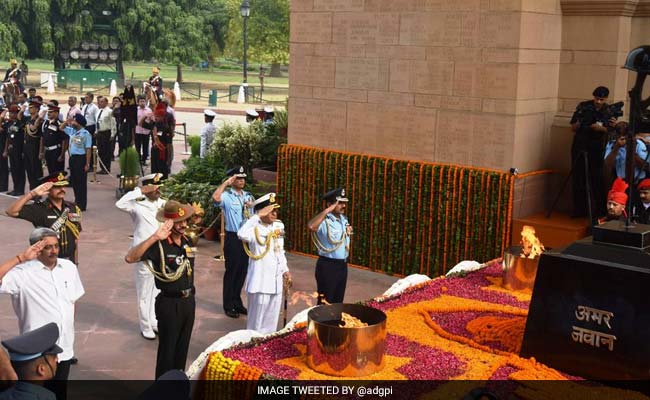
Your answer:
(477, 64), (517, 99)
(479, 13), (520, 48)
(436, 111), (472, 164)
(336, 58), (390, 90)
(471, 114), (515, 169)
(291, 55), (336, 87)
(389, 60), (412, 92)
(453, 63), (478, 97)
(411, 61), (454, 95)
(346, 103), (436, 159)
(378, 13), (400, 44)
(461, 13), (480, 47)
(333, 13), (377, 45)
(291, 13), (332, 43)
(290, 98), (347, 149)
(313, 87), (367, 102)
(314, 0), (364, 11)
(400, 13), (462, 46)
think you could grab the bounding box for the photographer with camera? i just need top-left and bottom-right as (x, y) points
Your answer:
(569, 86), (618, 220)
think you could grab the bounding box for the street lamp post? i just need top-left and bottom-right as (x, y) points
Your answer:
(240, 0), (250, 88)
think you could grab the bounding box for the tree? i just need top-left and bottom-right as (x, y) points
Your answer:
(223, 0), (289, 77)
(112, 0), (225, 82)
(0, 0), (30, 60)
(0, 0), (228, 82)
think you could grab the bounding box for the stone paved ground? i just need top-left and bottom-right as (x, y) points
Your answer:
(0, 110), (398, 379)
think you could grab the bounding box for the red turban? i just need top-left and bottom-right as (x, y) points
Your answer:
(638, 179), (650, 191)
(608, 178), (628, 205)
(154, 103), (167, 116)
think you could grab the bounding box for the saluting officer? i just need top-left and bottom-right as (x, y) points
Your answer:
(125, 201), (196, 378)
(6, 171), (82, 264)
(40, 103), (67, 174)
(116, 173), (166, 340)
(211, 166), (254, 319)
(3, 104), (26, 196)
(307, 188), (353, 304)
(238, 193), (291, 334)
(60, 114), (92, 211)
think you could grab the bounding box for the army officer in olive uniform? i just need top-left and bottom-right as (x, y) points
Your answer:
(6, 172), (82, 264)
(125, 200), (196, 378)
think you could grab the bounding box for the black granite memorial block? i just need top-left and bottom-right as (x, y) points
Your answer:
(592, 220), (650, 250)
(520, 238), (650, 380)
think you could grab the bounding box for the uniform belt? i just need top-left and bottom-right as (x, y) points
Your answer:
(318, 255), (347, 262)
(161, 287), (195, 298)
(45, 144), (61, 151)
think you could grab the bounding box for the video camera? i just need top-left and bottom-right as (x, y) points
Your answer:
(575, 100), (624, 131)
(606, 101), (624, 119)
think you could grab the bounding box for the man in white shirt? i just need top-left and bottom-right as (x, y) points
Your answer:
(199, 109), (216, 158)
(115, 173), (166, 340)
(95, 96), (116, 174)
(0, 227), (85, 400)
(80, 92), (98, 136)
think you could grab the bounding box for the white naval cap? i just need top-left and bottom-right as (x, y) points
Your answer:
(203, 109), (216, 117)
(246, 109), (259, 117)
(263, 106), (274, 113)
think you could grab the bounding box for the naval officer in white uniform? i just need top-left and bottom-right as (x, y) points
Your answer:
(238, 193), (291, 334)
(115, 173), (166, 339)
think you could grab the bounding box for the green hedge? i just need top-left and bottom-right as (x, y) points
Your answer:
(277, 145), (515, 277)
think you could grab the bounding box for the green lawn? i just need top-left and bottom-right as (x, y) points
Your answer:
(23, 59), (289, 87)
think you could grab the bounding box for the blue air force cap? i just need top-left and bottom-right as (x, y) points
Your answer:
(1, 323), (62, 362)
(73, 113), (87, 127)
(226, 165), (246, 178)
(322, 188), (348, 203)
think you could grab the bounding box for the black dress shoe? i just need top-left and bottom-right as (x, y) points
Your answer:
(225, 309), (240, 318)
(5, 191), (16, 196)
(236, 306), (248, 315)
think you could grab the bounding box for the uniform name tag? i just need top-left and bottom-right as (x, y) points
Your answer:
(47, 215), (57, 219)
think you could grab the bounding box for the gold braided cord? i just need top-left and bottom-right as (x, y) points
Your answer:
(144, 241), (193, 282)
(325, 219), (346, 245)
(25, 119), (42, 138)
(243, 226), (280, 260)
(311, 231), (348, 253)
(59, 226), (68, 250)
(64, 221), (80, 239)
(311, 219), (349, 253)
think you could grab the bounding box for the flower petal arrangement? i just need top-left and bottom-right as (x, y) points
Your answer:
(198, 260), (647, 399)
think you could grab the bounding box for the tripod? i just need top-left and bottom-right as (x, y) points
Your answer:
(547, 149), (596, 225)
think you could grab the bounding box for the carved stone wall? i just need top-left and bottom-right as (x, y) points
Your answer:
(288, 0), (650, 180)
